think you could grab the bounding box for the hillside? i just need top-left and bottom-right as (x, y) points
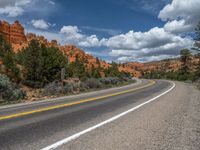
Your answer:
(0, 20), (112, 75)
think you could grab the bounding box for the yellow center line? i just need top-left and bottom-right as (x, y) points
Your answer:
(0, 80), (156, 121)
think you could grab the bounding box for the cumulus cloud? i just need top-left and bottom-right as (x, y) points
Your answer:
(60, 25), (103, 47)
(105, 27), (183, 50)
(0, 0), (31, 17)
(60, 26), (83, 40)
(159, 0), (200, 33)
(59, 24), (193, 62)
(31, 19), (54, 30)
(164, 20), (193, 34)
(106, 27), (192, 62)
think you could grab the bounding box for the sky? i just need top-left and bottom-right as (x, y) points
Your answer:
(0, 0), (199, 62)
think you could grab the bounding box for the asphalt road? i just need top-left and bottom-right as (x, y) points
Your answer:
(0, 79), (199, 150)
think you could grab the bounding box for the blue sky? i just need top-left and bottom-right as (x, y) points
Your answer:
(0, 0), (199, 62)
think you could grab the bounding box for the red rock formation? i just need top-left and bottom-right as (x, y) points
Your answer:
(26, 33), (60, 48)
(0, 20), (27, 52)
(60, 45), (110, 70)
(118, 62), (144, 77)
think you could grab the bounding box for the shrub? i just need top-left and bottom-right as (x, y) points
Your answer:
(99, 78), (112, 85)
(43, 81), (62, 95)
(43, 81), (80, 95)
(99, 77), (123, 85)
(0, 74), (26, 102)
(83, 78), (102, 89)
(80, 82), (89, 91)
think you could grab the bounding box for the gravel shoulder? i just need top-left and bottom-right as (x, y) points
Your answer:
(61, 81), (200, 150)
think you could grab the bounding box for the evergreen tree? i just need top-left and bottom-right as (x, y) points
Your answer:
(20, 40), (68, 88)
(0, 35), (12, 57)
(105, 62), (122, 77)
(23, 40), (43, 87)
(67, 54), (86, 79)
(179, 49), (192, 80)
(0, 35), (20, 81)
(91, 64), (101, 78)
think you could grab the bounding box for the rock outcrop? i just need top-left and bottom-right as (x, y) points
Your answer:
(60, 45), (110, 69)
(0, 20), (27, 52)
(118, 62), (144, 77)
(26, 33), (60, 48)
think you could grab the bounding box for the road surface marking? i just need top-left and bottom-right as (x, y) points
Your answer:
(0, 80), (155, 121)
(41, 81), (175, 150)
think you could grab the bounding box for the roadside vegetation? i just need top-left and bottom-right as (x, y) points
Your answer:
(142, 22), (200, 89)
(0, 36), (133, 104)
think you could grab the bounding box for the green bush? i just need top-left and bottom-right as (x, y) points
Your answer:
(0, 74), (26, 102)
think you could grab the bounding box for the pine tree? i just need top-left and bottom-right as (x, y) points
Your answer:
(22, 40), (43, 87)
(67, 55), (86, 79)
(105, 62), (122, 77)
(0, 35), (20, 81)
(179, 49), (192, 80)
(21, 40), (68, 88)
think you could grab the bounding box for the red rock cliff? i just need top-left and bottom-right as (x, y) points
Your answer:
(0, 20), (27, 50)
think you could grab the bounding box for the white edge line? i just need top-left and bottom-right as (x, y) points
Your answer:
(41, 81), (176, 150)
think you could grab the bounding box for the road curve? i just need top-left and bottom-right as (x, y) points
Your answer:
(0, 80), (189, 150)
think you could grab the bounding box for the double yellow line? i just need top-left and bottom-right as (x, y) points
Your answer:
(0, 80), (155, 121)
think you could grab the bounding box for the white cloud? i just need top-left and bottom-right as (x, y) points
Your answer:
(0, 0), (31, 17)
(60, 26), (83, 40)
(164, 20), (193, 34)
(59, 24), (193, 62)
(107, 27), (192, 51)
(60, 25), (103, 47)
(31, 19), (54, 30)
(105, 27), (180, 50)
(159, 0), (200, 33)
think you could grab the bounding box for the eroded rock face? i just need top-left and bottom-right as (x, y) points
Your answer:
(0, 20), (27, 45)
(118, 62), (144, 77)
(0, 20), (27, 52)
(60, 45), (110, 70)
(26, 33), (59, 47)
